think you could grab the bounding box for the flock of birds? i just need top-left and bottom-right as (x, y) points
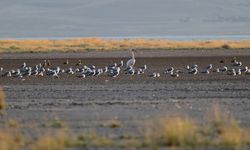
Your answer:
(0, 49), (249, 80)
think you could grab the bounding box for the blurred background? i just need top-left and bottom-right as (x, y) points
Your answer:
(0, 0), (250, 39)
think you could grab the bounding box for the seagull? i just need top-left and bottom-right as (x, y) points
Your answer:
(103, 66), (108, 73)
(201, 69), (210, 74)
(233, 61), (242, 67)
(135, 68), (144, 75)
(228, 69), (236, 76)
(95, 69), (103, 76)
(246, 70), (250, 75)
(20, 62), (26, 68)
(2, 71), (12, 77)
(126, 48), (136, 69)
(108, 63), (117, 70)
(207, 64), (213, 70)
(191, 64), (198, 69)
(127, 68), (135, 75)
(117, 60), (124, 67)
(215, 68), (220, 73)
(189, 68), (198, 75)
(66, 68), (74, 74)
(52, 71), (59, 78)
(38, 71), (44, 76)
(149, 72), (160, 78)
(86, 69), (96, 77)
(139, 64), (147, 70)
(0, 67), (3, 71)
(221, 66), (228, 72)
(89, 65), (96, 70)
(78, 73), (86, 78)
(236, 69), (241, 75)
(241, 66), (249, 72)
(110, 67), (120, 78)
(170, 72), (179, 77)
(165, 67), (174, 74)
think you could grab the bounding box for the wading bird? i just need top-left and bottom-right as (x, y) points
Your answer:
(126, 48), (136, 69)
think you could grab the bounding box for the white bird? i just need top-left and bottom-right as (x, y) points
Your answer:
(20, 62), (26, 68)
(233, 61), (242, 67)
(241, 66), (249, 72)
(165, 67), (174, 74)
(236, 69), (241, 75)
(228, 69), (236, 76)
(117, 60), (124, 67)
(52, 71), (59, 78)
(201, 69), (210, 74)
(207, 64), (213, 70)
(189, 68), (198, 75)
(111, 67), (121, 78)
(171, 72), (179, 77)
(126, 48), (136, 69)
(127, 69), (135, 75)
(221, 66), (228, 72)
(149, 72), (160, 78)
(191, 64), (198, 69)
(66, 68), (74, 74)
(79, 73), (86, 78)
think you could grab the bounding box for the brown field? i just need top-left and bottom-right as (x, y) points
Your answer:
(1, 38), (250, 52)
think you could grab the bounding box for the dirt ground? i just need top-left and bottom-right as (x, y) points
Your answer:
(0, 49), (250, 148)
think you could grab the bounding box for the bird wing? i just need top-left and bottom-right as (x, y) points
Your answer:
(126, 59), (135, 68)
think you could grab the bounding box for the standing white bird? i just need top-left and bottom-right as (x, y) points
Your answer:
(126, 48), (136, 69)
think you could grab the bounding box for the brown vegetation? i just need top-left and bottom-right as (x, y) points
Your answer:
(0, 105), (250, 150)
(0, 88), (6, 110)
(0, 38), (250, 52)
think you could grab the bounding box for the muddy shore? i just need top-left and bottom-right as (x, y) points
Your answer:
(0, 49), (250, 146)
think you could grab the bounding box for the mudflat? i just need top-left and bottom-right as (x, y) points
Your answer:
(0, 49), (250, 147)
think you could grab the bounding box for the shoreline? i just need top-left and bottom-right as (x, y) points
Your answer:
(0, 38), (250, 53)
(2, 35), (250, 41)
(0, 49), (250, 59)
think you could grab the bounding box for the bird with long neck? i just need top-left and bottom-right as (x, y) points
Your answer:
(126, 48), (136, 69)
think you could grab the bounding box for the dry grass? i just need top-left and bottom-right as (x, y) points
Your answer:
(0, 88), (6, 110)
(209, 105), (246, 149)
(143, 105), (250, 149)
(159, 117), (199, 146)
(0, 38), (250, 52)
(0, 105), (250, 150)
(0, 129), (22, 150)
(29, 130), (69, 150)
(144, 117), (204, 148)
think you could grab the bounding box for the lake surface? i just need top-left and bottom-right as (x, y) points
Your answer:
(0, 0), (250, 40)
